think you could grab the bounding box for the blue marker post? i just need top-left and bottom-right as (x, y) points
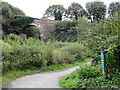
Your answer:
(100, 51), (105, 75)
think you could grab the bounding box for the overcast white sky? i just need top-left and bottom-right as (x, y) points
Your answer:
(2, 0), (120, 19)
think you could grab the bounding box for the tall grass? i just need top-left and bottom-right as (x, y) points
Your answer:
(2, 34), (91, 73)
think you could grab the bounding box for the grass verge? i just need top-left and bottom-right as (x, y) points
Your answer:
(2, 58), (92, 86)
(59, 65), (120, 88)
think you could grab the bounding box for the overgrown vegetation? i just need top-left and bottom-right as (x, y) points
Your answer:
(46, 20), (78, 42)
(1, 1), (120, 88)
(2, 14), (36, 36)
(1, 2), (37, 38)
(59, 11), (120, 88)
(59, 65), (120, 88)
(1, 34), (91, 73)
(77, 12), (120, 70)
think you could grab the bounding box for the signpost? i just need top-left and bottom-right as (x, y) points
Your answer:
(100, 51), (105, 75)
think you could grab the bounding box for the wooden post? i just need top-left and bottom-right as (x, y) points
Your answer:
(100, 51), (105, 76)
(102, 69), (105, 76)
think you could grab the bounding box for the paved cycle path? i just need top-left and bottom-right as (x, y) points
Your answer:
(4, 62), (91, 88)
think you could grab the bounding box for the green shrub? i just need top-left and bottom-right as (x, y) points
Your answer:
(60, 65), (120, 88)
(18, 34), (27, 40)
(76, 17), (119, 66)
(2, 40), (53, 72)
(6, 34), (22, 41)
(24, 26), (40, 39)
(75, 66), (120, 88)
(61, 42), (91, 61)
(0, 40), (11, 51)
(2, 35), (91, 73)
(48, 41), (69, 48)
(54, 20), (76, 33)
(4, 34), (23, 45)
(105, 46), (120, 72)
(45, 21), (77, 42)
(52, 49), (73, 64)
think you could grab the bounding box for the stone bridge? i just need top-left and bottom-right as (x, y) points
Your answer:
(29, 19), (55, 40)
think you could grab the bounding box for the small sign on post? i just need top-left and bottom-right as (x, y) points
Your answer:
(100, 51), (105, 75)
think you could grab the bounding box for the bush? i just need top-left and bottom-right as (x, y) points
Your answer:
(54, 20), (76, 33)
(2, 14), (35, 35)
(76, 16), (119, 66)
(18, 34), (27, 40)
(61, 42), (91, 61)
(60, 65), (120, 88)
(24, 26), (40, 39)
(52, 49), (73, 64)
(0, 40), (11, 71)
(48, 41), (69, 48)
(2, 41), (52, 72)
(45, 20), (78, 42)
(51, 42), (91, 64)
(105, 46), (120, 72)
(4, 34), (23, 45)
(75, 65), (120, 88)
(0, 39), (11, 51)
(2, 35), (91, 73)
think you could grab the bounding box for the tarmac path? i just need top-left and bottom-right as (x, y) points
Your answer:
(4, 61), (91, 88)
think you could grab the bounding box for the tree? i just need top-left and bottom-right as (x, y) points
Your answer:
(2, 2), (25, 20)
(24, 26), (40, 39)
(108, 2), (120, 16)
(45, 20), (77, 42)
(86, 1), (106, 22)
(1, 2), (26, 35)
(1, 2), (36, 35)
(76, 15), (119, 68)
(2, 15), (35, 35)
(66, 2), (86, 20)
(43, 5), (66, 20)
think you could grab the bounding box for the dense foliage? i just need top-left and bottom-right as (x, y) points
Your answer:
(108, 2), (120, 16)
(2, 15), (35, 35)
(86, 1), (106, 22)
(1, 1), (120, 88)
(59, 65), (120, 88)
(76, 12), (119, 69)
(66, 2), (86, 20)
(2, 1), (25, 35)
(2, 2), (25, 20)
(59, 5), (120, 89)
(24, 26), (40, 39)
(1, 1), (38, 38)
(2, 34), (91, 73)
(46, 20), (77, 42)
(43, 5), (66, 20)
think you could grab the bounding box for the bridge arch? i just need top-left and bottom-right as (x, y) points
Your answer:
(23, 24), (41, 39)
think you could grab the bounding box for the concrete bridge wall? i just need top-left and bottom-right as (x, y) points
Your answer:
(30, 19), (55, 40)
